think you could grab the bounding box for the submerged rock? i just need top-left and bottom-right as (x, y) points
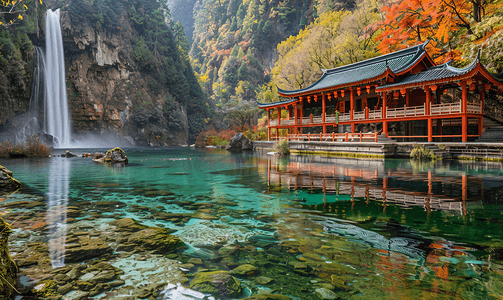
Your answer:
(243, 294), (292, 300)
(109, 218), (148, 232)
(230, 264), (258, 277)
(189, 271), (242, 298)
(65, 236), (113, 263)
(0, 165), (21, 191)
(127, 227), (184, 253)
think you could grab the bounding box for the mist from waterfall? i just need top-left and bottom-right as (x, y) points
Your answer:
(45, 9), (71, 148)
(15, 47), (46, 144)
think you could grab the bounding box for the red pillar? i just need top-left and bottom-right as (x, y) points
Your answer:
(322, 93), (326, 134)
(267, 109), (271, 141)
(480, 86), (485, 114)
(478, 116), (483, 137)
(350, 87), (354, 121)
(461, 81), (467, 114)
(382, 92), (387, 119)
(277, 107), (281, 126)
(383, 121), (388, 138)
(428, 118), (433, 142)
(461, 81), (467, 142)
(299, 99), (303, 134)
(294, 102), (298, 134)
(425, 85), (431, 115)
(351, 123), (355, 133)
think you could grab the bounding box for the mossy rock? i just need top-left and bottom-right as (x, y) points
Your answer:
(230, 264), (258, 277)
(0, 218), (17, 299)
(64, 237), (113, 263)
(104, 147), (128, 164)
(189, 271), (242, 298)
(243, 294), (293, 300)
(127, 227), (184, 253)
(0, 165), (21, 191)
(109, 218), (148, 232)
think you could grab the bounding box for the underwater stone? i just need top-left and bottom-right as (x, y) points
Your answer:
(189, 271), (242, 298)
(315, 287), (338, 299)
(109, 279), (126, 287)
(188, 258), (203, 265)
(65, 237), (113, 262)
(127, 227), (184, 253)
(254, 276), (273, 285)
(230, 264), (258, 277)
(109, 218), (148, 232)
(243, 294), (292, 300)
(57, 283), (73, 295)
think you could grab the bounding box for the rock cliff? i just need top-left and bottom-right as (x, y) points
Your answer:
(0, 0), (210, 146)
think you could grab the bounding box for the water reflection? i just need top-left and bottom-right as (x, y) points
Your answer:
(264, 156), (488, 214)
(46, 158), (70, 268)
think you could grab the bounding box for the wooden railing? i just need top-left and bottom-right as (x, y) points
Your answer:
(270, 132), (379, 143)
(368, 108), (382, 120)
(353, 111), (366, 121)
(386, 103), (426, 118)
(467, 104), (482, 114)
(431, 102), (461, 115)
(268, 101), (482, 127)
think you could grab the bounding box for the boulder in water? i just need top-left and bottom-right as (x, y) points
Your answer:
(225, 133), (253, 152)
(93, 148), (128, 164)
(0, 166), (21, 191)
(189, 271), (242, 298)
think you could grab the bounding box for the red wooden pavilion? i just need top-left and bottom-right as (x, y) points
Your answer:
(257, 41), (503, 142)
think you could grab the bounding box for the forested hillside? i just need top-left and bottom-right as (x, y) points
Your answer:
(170, 0), (503, 141)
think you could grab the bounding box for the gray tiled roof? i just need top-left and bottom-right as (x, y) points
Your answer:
(276, 42), (429, 96)
(377, 57), (481, 90)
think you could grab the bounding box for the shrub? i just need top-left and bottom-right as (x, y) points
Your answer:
(275, 140), (290, 156)
(410, 144), (436, 161)
(0, 135), (51, 158)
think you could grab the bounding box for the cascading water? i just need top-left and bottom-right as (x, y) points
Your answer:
(45, 9), (71, 147)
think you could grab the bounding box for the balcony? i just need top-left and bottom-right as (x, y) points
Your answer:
(268, 101), (482, 127)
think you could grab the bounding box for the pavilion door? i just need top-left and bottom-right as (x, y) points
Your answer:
(339, 101), (345, 114)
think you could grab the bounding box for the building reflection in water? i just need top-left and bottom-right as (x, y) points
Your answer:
(46, 158), (70, 268)
(264, 156), (486, 215)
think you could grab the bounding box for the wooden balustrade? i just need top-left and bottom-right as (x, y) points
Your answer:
(270, 132), (379, 143)
(431, 102), (461, 115)
(268, 101), (481, 127)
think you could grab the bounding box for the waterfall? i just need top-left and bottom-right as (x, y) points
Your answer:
(45, 9), (71, 148)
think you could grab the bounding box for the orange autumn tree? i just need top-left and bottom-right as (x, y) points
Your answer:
(373, 0), (477, 63)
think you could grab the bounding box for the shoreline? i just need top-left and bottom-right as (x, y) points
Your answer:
(253, 140), (503, 162)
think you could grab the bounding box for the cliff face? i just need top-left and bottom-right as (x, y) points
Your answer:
(58, 1), (198, 146)
(0, 0), (210, 146)
(60, 13), (187, 146)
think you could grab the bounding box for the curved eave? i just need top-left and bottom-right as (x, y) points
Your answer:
(277, 68), (396, 98)
(376, 63), (503, 92)
(276, 72), (329, 97)
(256, 98), (298, 109)
(277, 41), (430, 97)
(376, 61), (503, 92)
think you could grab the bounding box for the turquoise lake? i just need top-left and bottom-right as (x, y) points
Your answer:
(1, 148), (503, 299)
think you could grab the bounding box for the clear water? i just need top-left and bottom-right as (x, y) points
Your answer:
(2, 148), (503, 299)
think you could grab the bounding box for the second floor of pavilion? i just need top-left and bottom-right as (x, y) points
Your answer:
(257, 41), (503, 128)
